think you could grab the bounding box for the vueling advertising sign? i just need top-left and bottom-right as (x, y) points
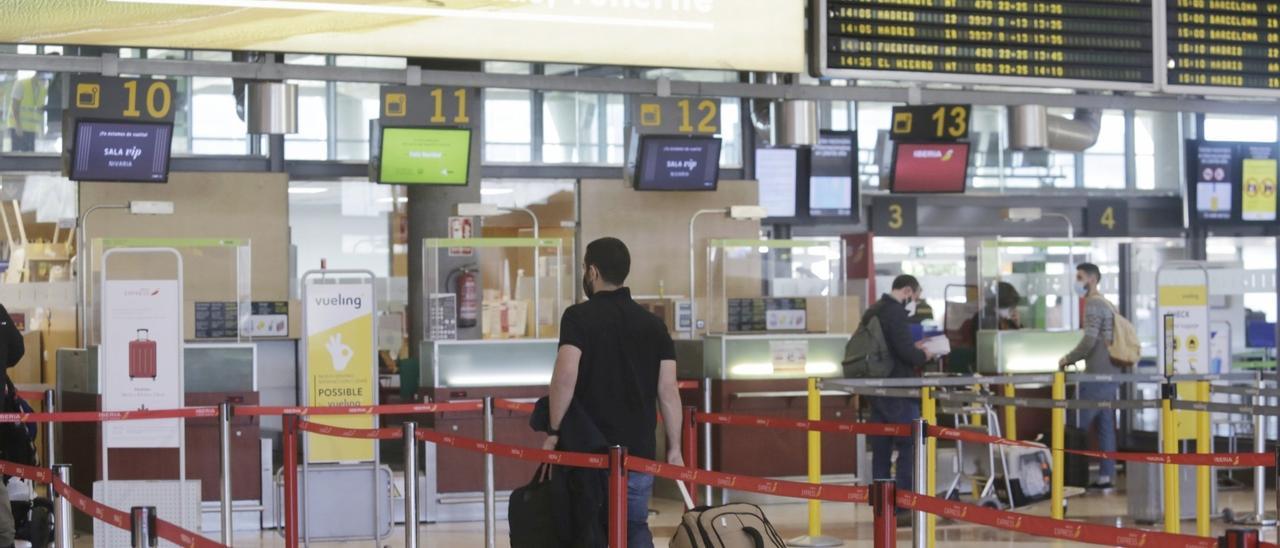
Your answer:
(305, 283), (375, 463)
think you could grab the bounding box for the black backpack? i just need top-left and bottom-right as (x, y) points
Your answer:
(0, 379), (36, 467)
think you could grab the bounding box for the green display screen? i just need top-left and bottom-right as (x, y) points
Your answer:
(378, 127), (471, 185)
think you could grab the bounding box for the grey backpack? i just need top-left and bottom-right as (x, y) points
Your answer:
(842, 314), (895, 378)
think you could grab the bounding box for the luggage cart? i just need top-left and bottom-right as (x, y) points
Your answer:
(939, 386), (1016, 510)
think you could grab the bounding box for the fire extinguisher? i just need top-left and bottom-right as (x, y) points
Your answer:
(456, 267), (479, 328)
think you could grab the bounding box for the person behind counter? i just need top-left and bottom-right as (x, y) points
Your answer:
(1058, 262), (1120, 490)
(542, 237), (683, 547)
(861, 275), (935, 527)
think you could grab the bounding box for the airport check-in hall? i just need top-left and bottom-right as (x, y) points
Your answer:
(0, 0), (1279, 547)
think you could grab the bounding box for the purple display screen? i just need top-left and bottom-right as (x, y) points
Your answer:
(635, 136), (722, 191)
(71, 120), (173, 183)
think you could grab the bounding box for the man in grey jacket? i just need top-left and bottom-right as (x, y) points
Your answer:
(1058, 263), (1120, 489)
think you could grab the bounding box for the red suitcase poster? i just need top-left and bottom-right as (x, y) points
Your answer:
(129, 329), (157, 380)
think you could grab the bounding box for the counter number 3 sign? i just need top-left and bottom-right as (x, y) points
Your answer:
(872, 197), (918, 236)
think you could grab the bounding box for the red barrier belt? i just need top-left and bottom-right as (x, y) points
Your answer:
(928, 425), (1276, 467)
(627, 456), (870, 504)
(415, 428), (608, 469)
(297, 420), (403, 440)
(0, 460), (225, 548)
(897, 491), (1216, 547)
(236, 401), (483, 417)
(16, 391), (45, 402)
(695, 411), (911, 437)
(494, 399), (536, 414)
(676, 380), (700, 390)
(0, 406), (219, 423)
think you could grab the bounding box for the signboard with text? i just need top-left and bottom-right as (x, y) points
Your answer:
(101, 279), (182, 448)
(305, 282), (376, 463)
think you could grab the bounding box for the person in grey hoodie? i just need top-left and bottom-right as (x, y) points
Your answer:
(1058, 263), (1120, 489)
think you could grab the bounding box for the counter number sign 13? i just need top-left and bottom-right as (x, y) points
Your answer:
(70, 75), (175, 122)
(632, 96), (721, 135)
(872, 197), (918, 236)
(891, 104), (970, 142)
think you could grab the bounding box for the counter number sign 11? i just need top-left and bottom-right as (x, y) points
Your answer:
(70, 75), (176, 122)
(632, 96), (722, 135)
(380, 85), (477, 127)
(891, 104), (970, 142)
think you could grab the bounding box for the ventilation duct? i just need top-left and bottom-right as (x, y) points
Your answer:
(1007, 105), (1101, 152)
(774, 100), (819, 147)
(247, 82), (299, 135)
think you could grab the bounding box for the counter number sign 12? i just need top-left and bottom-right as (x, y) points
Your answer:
(70, 75), (176, 122)
(632, 96), (722, 135)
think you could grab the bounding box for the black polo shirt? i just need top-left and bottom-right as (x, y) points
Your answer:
(558, 287), (676, 460)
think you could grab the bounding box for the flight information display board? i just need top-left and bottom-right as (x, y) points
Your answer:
(1166, 1), (1280, 94)
(812, 0), (1156, 89)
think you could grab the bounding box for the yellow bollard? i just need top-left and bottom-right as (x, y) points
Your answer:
(1003, 384), (1017, 441)
(1162, 388), (1180, 534)
(805, 377), (823, 539)
(922, 386), (937, 548)
(1051, 372), (1065, 520)
(1196, 380), (1210, 537)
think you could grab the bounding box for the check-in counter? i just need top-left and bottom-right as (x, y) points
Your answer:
(700, 334), (858, 494)
(55, 344), (262, 531)
(976, 329), (1083, 440)
(421, 338), (557, 523)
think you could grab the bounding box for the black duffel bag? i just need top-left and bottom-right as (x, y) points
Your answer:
(509, 464), (558, 548)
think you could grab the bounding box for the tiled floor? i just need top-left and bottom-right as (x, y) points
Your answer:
(68, 483), (1279, 547)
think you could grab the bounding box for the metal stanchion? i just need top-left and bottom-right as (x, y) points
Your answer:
(681, 405), (698, 507)
(53, 464), (72, 548)
(130, 506), (158, 548)
(483, 396), (496, 548)
(42, 390), (55, 467)
(702, 379), (714, 505)
(218, 401), (234, 545)
(608, 445), (628, 548)
(1050, 372), (1065, 521)
(282, 414), (300, 548)
(403, 422), (419, 548)
(911, 418), (927, 548)
(871, 479), (897, 548)
(920, 387), (936, 548)
(1196, 380), (1211, 537)
(788, 377), (842, 547)
(1252, 382), (1273, 526)
(1002, 384), (1016, 441)
(1162, 379), (1180, 534)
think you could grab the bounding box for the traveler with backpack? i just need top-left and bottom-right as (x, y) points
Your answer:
(1058, 263), (1139, 490)
(541, 238), (683, 548)
(0, 303), (26, 548)
(844, 275), (934, 527)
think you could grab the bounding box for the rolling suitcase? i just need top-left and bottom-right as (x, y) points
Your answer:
(1063, 426), (1091, 487)
(128, 329), (157, 380)
(670, 503), (786, 548)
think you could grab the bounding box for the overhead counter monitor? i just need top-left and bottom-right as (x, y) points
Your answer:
(1165, 1), (1280, 94)
(811, 0), (1157, 89)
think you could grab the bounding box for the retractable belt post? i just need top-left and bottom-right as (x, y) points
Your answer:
(920, 387), (936, 548)
(483, 396), (496, 548)
(608, 445), (628, 548)
(42, 390), (55, 470)
(788, 377), (843, 547)
(130, 506), (158, 548)
(1050, 371), (1065, 520)
(871, 479), (897, 548)
(1195, 380), (1211, 537)
(53, 464), (72, 548)
(1162, 378), (1180, 534)
(218, 401), (233, 545)
(682, 405), (698, 507)
(282, 413), (300, 548)
(403, 422), (419, 548)
(912, 418), (927, 548)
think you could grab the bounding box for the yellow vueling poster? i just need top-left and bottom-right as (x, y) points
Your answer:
(305, 283), (375, 463)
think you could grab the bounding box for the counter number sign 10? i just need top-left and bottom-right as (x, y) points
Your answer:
(632, 96), (722, 135)
(891, 104), (970, 142)
(70, 75), (176, 122)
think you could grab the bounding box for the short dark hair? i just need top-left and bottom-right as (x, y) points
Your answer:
(584, 237), (631, 286)
(996, 281), (1021, 309)
(1077, 263), (1102, 282)
(891, 274), (921, 293)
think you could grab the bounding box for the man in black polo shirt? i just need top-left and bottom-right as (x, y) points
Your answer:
(543, 237), (683, 547)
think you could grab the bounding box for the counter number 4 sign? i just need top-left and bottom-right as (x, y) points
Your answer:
(1087, 199), (1129, 236)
